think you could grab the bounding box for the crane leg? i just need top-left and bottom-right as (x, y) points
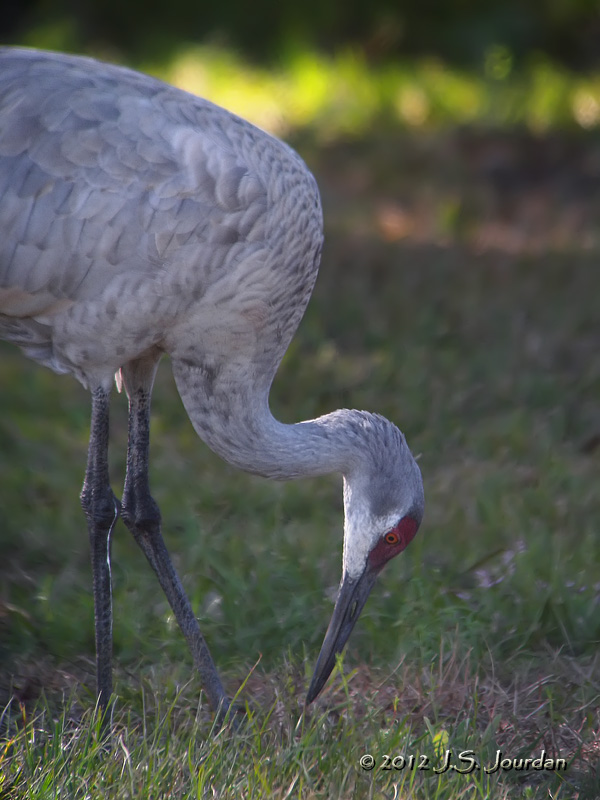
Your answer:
(119, 367), (230, 722)
(80, 387), (119, 725)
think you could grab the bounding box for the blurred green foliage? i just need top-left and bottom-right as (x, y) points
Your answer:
(4, 25), (600, 139)
(149, 45), (600, 138)
(3, 0), (600, 70)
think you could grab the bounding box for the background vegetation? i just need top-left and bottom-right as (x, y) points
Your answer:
(1, 4), (600, 799)
(3, 0), (600, 68)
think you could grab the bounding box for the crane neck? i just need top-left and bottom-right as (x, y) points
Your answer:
(171, 360), (362, 481)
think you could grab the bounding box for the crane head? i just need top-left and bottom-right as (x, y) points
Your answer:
(306, 415), (424, 704)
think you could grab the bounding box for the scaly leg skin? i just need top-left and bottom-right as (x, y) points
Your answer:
(119, 369), (231, 725)
(80, 387), (120, 733)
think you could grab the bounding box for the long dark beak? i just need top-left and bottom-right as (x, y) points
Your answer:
(306, 565), (379, 704)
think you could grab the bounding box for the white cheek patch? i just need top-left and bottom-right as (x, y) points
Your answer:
(342, 500), (372, 579)
(342, 499), (405, 579)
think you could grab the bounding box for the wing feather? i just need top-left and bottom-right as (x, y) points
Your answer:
(0, 48), (323, 385)
(0, 48), (274, 308)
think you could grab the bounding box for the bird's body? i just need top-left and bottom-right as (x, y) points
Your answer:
(0, 48), (424, 719)
(0, 49), (320, 410)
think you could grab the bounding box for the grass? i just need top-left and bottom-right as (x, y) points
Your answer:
(1, 66), (600, 797)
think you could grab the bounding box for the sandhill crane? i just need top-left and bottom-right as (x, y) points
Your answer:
(0, 48), (424, 721)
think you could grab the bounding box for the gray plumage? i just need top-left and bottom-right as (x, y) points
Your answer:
(0, 48), (424, 718)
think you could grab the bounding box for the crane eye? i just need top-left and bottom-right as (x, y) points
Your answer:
(384, 531), (399, 545)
